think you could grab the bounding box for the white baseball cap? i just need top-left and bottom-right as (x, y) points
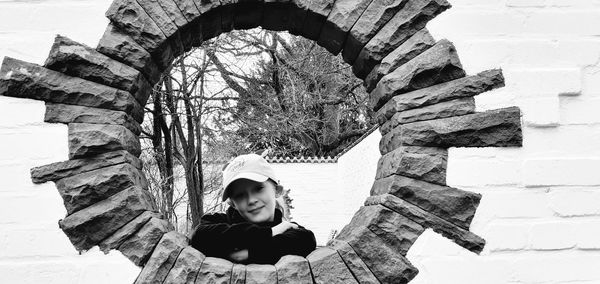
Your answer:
(222, 153), (279, 201)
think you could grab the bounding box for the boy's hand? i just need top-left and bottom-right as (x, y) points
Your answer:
(272, 221), (299, 236)
(228, 249), (249, 263)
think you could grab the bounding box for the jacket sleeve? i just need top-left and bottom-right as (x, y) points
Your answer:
(189, 213), (273, 259)
(247, 223), (317, 264)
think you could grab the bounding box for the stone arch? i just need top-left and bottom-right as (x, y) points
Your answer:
(0, 0), (522, 283)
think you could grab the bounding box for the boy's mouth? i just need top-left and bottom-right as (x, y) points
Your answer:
(248, 206), (264, 214)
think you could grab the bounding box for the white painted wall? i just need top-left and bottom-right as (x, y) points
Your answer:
(0, 0), (599, 283)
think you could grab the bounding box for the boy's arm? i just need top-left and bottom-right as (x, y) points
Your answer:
(189, 213), (272, 259)
(247, 224), (317, 264)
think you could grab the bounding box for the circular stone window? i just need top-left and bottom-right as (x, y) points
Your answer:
(0, 0), (522, 283)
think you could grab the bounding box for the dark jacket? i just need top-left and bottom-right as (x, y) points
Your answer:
(189, 207), (316, 264)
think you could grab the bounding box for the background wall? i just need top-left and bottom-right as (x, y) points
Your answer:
(0, 0), (599, 283)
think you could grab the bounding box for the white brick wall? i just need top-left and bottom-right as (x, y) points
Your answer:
(1, 0), (599, 283)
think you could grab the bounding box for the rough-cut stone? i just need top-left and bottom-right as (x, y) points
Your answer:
(68, 123), (141, 159)
(371, 175), (481, 229)
(302, 0), (336, 40)
(230, 263), (247, 284)
(105, 0), (167, 53)
(370, 39), (466, 111)
(195, 257), (233, 284)
(44, 35), (153, 106)
(288, 0), (310, 35)
(262, 0), (294, 32)
(98, 211), (160, 254)
(234, 0), (264, 31)
(155, 0), (190, 28)
(134, 231), (189, 284)
(366, 194), (486, 253)
(327, 240), (379, 284)
(0, 57), (144, 122)
(58, 186), (156, 252)
(119, 217), (174, 267)
(30, 150), (142, 184)
(380, 107), (523, 152)
(245, 264), (278, 284)
(163, 246), (206, 284)
(96, 23), (162, 84)
(375, 146), (448, 184)
(45, 103), (142, 135)
(379, 97), (476, 133)
(306, 247), (359, 284)
(375, 69), (505, 122)
(353, 0), (450, 79)
(54, 162), (148, 215)
(334, 226), (418, 284)
(365, 28), (435, 92)
(275, 255), (313, 284)
(317, 0), (374, 54)
(342, 0), (408, 64)
(172, 0), (202, 21)
(337, 205), (425, 256)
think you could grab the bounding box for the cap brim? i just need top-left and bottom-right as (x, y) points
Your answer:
(222, 172), (270, 201)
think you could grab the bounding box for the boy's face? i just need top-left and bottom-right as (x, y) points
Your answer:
(228, 178), (277, 223)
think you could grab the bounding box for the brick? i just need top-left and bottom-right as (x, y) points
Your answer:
(576, 219), (600, 249)
(518, 97), (560, 127)
(560, 97), (600, 125)
(530, 221), (576, 250)
(482, 222), (529, 251)
(549, 188), (600, 217)
(523, 158), (600, 186)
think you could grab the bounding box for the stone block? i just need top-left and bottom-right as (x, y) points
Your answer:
(54, 162), (148, 215)
(135, 0), (186, 61)
(119, 217), (174, 267)
(306, 247), (358, 284)
(275, 255), (312, 284)
(163, 246), (206, 284)
(105, 0), (167, 53)
(365, 194), (486, 253)
(44, 35), (153, 106)
(288, 0), (310, 35)
(68, 123), (141, 159)
(375, 69), (505, 123)
(364, 28), (435, 92)
(301, 0), (336, 40)
(0, 57), (144, 122)
(262, 1), (294, 32)
(45, 103), (142, 135)
(195, 257), (233, 284)
(337, 205), (425, 256)
(199, 9), (224, 40)
(230, 263), (247, 284)
(154, 0), (190, 28)
(379, 107), (523, 152)
(99, 211), (161, 254)
(234, 1), (264, 31)
(172, 0), (202, 21)
(375, 146), (447, 184)
(333, 224), (418, 283)
(245, 264), (277, 284)
(342, 0), (408, 64)
(370, 39), (466, 111)
(134, 231), (189, 284)
(317, 0), (373, 54)
(96, 23), (162, 84)
(30, 150), (142, 184)
(327, 240), (379, 284)
(58, 186), (156, 252)
(353, 0), (450, 79)
(379, 97), (476, 133)
(371, 175), (481, 230)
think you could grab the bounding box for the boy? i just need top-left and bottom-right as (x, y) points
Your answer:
(190, 153), (316, 264)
